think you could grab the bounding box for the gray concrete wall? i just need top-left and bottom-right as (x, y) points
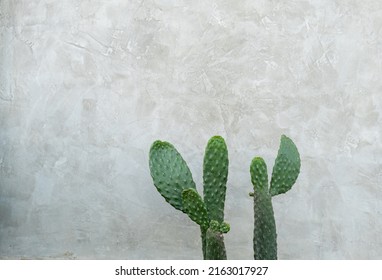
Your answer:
(1, 0), (382, 259)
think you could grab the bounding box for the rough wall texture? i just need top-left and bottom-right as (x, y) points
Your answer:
(1, 0), (382, 259)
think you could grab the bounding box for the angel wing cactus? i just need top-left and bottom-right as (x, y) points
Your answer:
(149, 136), (229, 260)
(249, 135), (301, 260)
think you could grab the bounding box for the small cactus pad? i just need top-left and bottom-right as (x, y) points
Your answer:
(208, 220), (230, 234)
(270, 135), (300, 196)
(253, 189), (277, 260)
(250, 157), (268, 191)
(149, 140), (196, 212)
(205, 227), (227, 260)
(182, 188), (210, 230)
(209, 220), (220, 232)
(203, 136), (228, 223)
(219, 222), (230, 234)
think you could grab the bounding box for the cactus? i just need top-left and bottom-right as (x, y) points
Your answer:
(205, 220), (229, 260)
(149, 140), (196, 212)
(182, 188), (209, 231)
(149, 136), (230, 259)
(250, 135), (300, 260)
(203, 136), (228, 224)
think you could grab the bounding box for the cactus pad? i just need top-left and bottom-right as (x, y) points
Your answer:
(250, 157), (268, 191)
(269, 135), (300, 196)
(203, 136), (228, 223)
(219, 222), (230, 234)
(182, 188), (210, 230)
(149, 140), (196, 212)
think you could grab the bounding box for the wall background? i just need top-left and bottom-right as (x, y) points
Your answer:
(1, 0), (382, 259)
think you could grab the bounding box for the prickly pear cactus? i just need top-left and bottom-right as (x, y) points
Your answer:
(270, 135), (301, 197)
(201, 136), (229, 258)
(250, 135), (300, 260)
(149, 136), (230, 260)
(250, 157), (277, 260)
(149, 141), (196, 212)
(182, 188), (209, 231)
(203, 136), (228, 223)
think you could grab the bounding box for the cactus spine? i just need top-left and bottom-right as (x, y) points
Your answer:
(149, 136), (230, 260)
(250, 135), (300, 260)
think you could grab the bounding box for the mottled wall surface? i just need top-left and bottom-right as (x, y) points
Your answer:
(1, 0), (382, 259)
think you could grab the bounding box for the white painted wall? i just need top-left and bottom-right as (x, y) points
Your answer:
(1, 0), (382, 259)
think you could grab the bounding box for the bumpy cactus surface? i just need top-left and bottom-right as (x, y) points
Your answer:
(205, 221), (229, 260)
(182, 188), (209, 231)
(149, 136), (230, 260)
(149, 141), (196, 212)
(203, 136), (228, 224)
(250, 135), (300, 260)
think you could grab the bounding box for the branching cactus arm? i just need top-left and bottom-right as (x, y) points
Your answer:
(203, 136), (229, 223)
(149, 136), (230, 260)
(250, 157), (277, 260)
(250, 135), (300, 260)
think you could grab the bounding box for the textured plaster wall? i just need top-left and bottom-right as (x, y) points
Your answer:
(1, 0), (382, 259)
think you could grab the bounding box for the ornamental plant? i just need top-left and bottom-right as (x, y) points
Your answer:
(149, 136), (230, 259)
(149, 134), (301, 260)
(249, 135), (301, 259)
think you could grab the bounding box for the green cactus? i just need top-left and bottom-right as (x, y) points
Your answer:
(149, 136), (230, 260)
(201, 136), (229, 259)
(203, 136), (228, 223)
(270, 135), (301, 196)
(182, 188), (209, 231)
(149, 140), (196, 212)
(250, 135), (300, 260)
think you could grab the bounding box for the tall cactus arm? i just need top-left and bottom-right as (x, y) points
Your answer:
(253, 189), (277, 260)
(250, 157), (277, 260)
(250, 157), (269, 191)
(269, 135), (301, 197)
(149, 140), (196, 212)
(203, 136), (228, 223)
